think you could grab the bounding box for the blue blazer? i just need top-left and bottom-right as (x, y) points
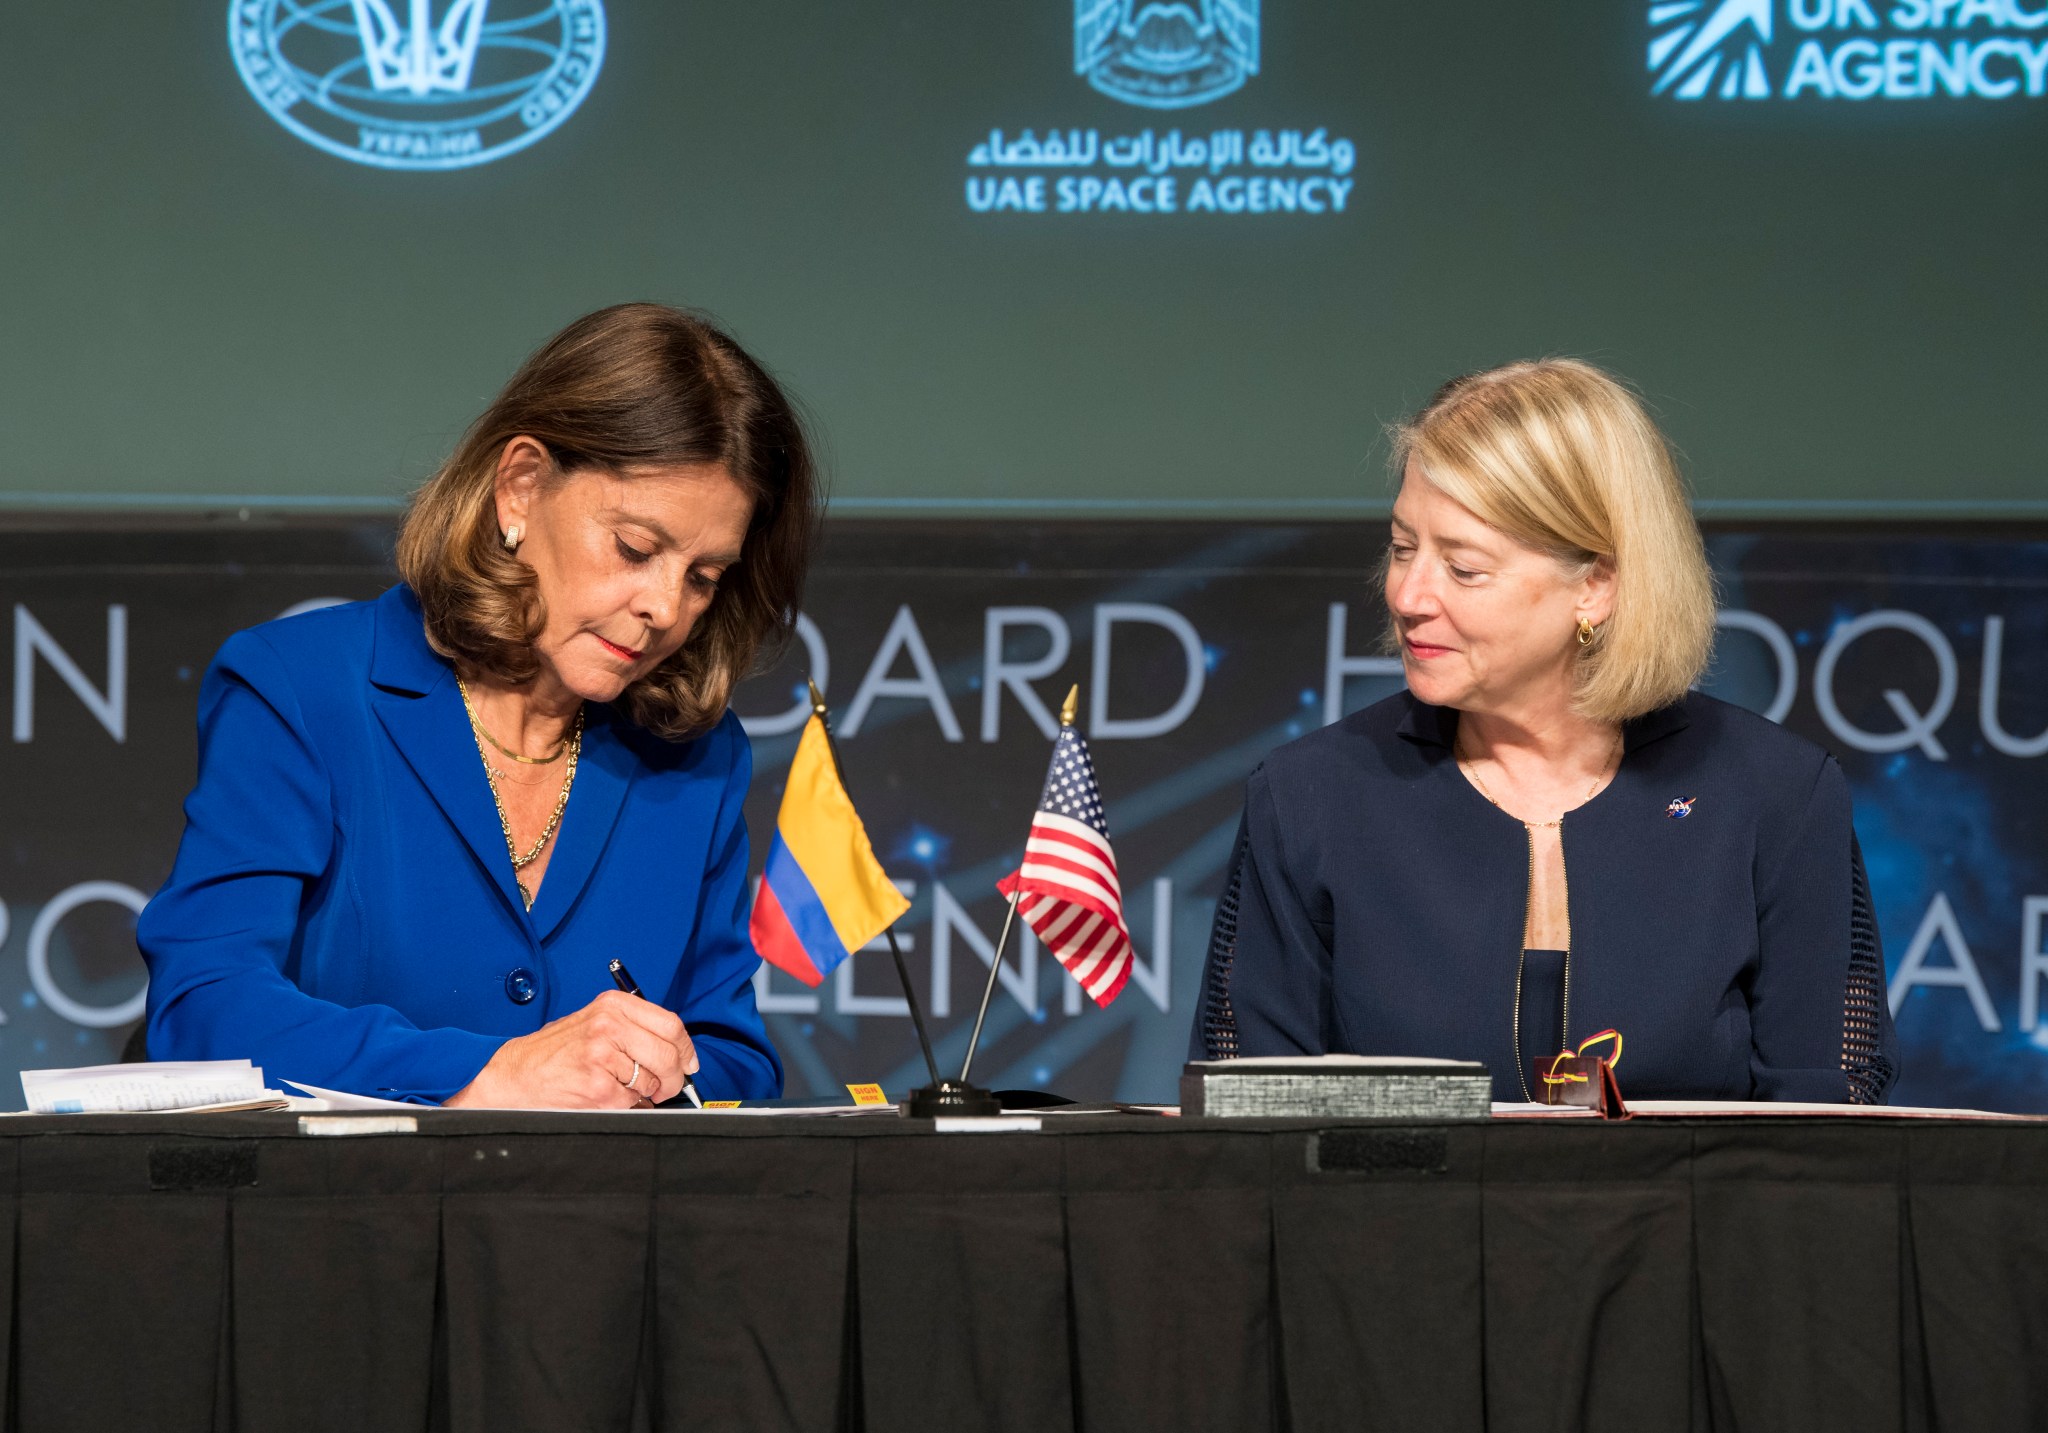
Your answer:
(139, 584), (783, 1104)
(1191, 692), (1899, 1104)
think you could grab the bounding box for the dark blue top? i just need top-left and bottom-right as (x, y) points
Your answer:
(1191, 692), (1898, 1104)
(139, 585), (783, 1104)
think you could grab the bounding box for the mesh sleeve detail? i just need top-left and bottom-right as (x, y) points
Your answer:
(1843, 841), (1895, 1105)
(1197, 826), (1249, 1061)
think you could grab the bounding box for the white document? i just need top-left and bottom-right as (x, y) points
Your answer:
(1491, 1101), (1600, 1118)
(20, 1059), (280, 1114)
(653, 1102), (901, 1117)
(279, 1081), (422, 1111)
(1214, 1054), (1476, 1068)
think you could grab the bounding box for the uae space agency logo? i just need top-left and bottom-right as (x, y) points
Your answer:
(228, 0), (607, 170)
(1649, 0), (2048, 102)
(1076, 0), (1261, 109)
(965, 1), (1353, 217)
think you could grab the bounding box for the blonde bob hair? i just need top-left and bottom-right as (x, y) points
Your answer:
(396, 304), (818, 742)
(1390, 359), (1716, 724)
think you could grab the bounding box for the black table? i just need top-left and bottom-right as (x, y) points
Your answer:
(0, 1110), (2040, 1433)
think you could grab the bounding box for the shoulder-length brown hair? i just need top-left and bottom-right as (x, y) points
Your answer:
(396, 303), (819, 741)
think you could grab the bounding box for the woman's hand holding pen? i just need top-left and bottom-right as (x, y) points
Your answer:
(443, 989), (700, 1109)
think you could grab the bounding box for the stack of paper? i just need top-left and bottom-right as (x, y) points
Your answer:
(20, 1059), (290, 1114)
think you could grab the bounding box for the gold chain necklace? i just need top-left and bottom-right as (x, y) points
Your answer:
(458, 679), (570, 764)
(1456, 730), (1624, 828)
(1456, 727), (1623, 1100)
(457, 677), (582, 909)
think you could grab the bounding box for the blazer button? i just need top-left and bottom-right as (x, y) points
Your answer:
(504, 968), (538, 1005)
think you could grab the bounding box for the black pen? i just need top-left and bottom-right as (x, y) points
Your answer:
(608, 957), (704, 1108)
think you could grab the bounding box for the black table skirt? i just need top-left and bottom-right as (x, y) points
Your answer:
(0, 1112), (2041, 1433)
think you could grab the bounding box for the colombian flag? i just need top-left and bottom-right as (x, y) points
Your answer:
(749, 714), (911, 986)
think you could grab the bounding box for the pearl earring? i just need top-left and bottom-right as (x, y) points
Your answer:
(503, 526), (522, 551)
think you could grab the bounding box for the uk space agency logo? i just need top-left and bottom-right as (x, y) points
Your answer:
(228, 0), (606, 170)
(1649, 0), (1773, 99)
(1648, 1), (2048, 102)
(1076, 0), (1261, 109)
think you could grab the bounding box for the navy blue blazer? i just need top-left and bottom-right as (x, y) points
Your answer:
(139, 585), (783, 1104)
(1192, 692), (1899, 1104)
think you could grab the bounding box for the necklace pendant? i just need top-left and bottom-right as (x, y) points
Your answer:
(517, 878), (533, 910)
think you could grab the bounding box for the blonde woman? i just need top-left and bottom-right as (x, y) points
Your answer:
(140, 305), (816, 1107)
(1192, 360), (1897, 1104)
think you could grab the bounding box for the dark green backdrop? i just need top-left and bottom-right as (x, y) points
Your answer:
(1, 1), (2042, 515)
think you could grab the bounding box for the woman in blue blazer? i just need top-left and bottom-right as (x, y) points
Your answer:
(1192, 360), (1899, 1104)
(140, 305), (815, 1107)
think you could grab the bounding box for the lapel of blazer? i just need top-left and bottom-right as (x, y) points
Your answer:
(526, 706), (638, 943)
(367, 587), (528, 921)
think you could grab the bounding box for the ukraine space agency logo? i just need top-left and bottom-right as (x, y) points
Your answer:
(228, 0), (607, 170)
(1076, 0), (1261, 109)
(1648, 0), (2048, 102)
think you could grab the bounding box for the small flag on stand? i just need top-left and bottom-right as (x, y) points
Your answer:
(996, 694), (1135, 1007)
(750, 712), (910, 986)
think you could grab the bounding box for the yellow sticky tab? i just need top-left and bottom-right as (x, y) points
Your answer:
(702, 1101), (742, 1109)
(845, 1083), (889, 1106)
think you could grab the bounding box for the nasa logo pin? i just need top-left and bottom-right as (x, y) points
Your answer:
(229, 0), (607, 171)
(1666, 797), (1697, 820)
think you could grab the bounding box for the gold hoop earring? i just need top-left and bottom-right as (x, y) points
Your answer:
(503, 526), (522, 551)
(1576, 618), (1595, 647)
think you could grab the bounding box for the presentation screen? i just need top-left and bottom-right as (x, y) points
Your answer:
(1, 1), (2043, 516)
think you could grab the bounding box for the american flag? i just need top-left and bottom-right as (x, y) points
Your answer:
(996, 724), (1134, 1006)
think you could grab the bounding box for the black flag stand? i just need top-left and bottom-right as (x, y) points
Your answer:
(806, 683), (950, 1097)
(958, 891), (1021, 1088)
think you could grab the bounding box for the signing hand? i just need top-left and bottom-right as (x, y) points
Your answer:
(444, 989), (699, 1109)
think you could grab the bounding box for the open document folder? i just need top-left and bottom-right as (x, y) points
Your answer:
(18, 1059), (291, 1114)
(1491, 1100), (2046, 1120)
